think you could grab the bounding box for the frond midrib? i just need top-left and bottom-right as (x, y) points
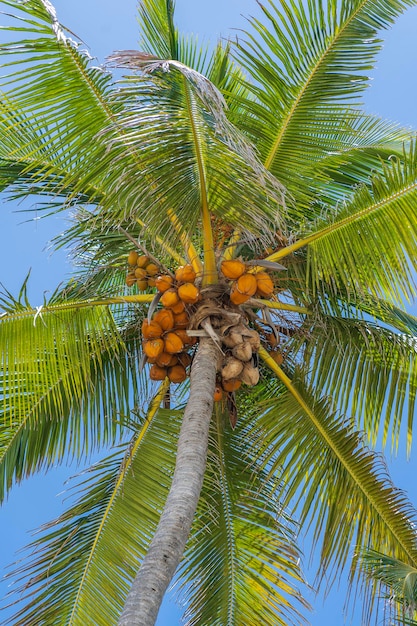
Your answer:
(263, 0), (368, 171)
(260, 348), (417, 565)
(267, 177), (417, 261)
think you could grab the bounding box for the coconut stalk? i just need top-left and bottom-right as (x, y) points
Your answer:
(118, 337), (220, 626)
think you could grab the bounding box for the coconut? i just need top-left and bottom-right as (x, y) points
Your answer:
(136, 279), (148, 291)
(142, 319), (163, 339)
(161, 288), (180, 309)
(173, 311), (189, 329)
(240, 363), (260, 386)
(220, 259), (246, 280)
(222, 356), (244, 381)
(232, 341), (253, 362)
(230, 283), (251, 305)
(245, 329), (261, 351)
(155, 275), (174, 293)
(255, 272), (274, 297)
(164, 332), (185, 354)
(134, 267), (147, 279)
(222, 330), (243, 348)
(153, 309), (175, 332)
(175, 264), (196, 284)
(137, 255), (150, 268)
(125, 273), (136, 287)
(147, 277), (156, 287)
(178, 352), (192, 367)
(127, 250), (139, 266)
(178, 282), (200, 304)
(149, 364), (167, 381)
(144, 338), (165, 359)
(171, 300), (186, 314)
(156, 352), (174, 367)
(222, 378), (242, 392)
(213, 386), (223, 402)
(145, 263), (159, 277)
(168, 364), (187, 383)
(236, 272), (258, 297)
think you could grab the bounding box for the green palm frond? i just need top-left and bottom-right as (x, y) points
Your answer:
(177, 407), (309, 626)
(0, 284), (151, 501)
(305, 142), (417, 301)
(99, 54), (285, 248)
(299, 314), (417, 451)
(233, 0), (415, 207)
(0, 0), (117, 207)
(247, 374), (417, 598)
(361, 549), (417, 607)
(3, 393), (181, 626)
(268, 141), (417, 301)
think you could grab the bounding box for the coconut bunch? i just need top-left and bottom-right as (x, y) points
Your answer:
(213, 322), (261, 402)
(126, 250), (159, 290)
(220, 259), (274, 305)
(141, 264), (201, 384)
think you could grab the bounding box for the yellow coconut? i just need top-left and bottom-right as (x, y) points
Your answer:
(155, 275), (174, 293)
(230, 283), (251, 305)
(153, 309), (175, 332)
(178, 282), (200, 304)
(171, 300), (186, 314)
(220, 259), (246, 280)
(161, 288), (180, 309)
(175, 264), (196, 284)
(134, 267), (147, 279)
(164, 332), (185, 354)
(236, 272), (257, 297)
(136, 279), (149, 291)
(173, 311), (189, 329)
(128, 250), (139, 266)
(255, 272), (274, 297)
(145, 263), (159, 277)
(137, 255), (150, 268)
(142, 319), (163, 339)
(156, 352), (174, 367)
(125, 273), (136, 287)
(144, 338), (165, 359)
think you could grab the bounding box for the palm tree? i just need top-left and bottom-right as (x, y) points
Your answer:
(2, 0), (417, 624)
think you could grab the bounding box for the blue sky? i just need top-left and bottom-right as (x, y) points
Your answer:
(1, 1), (417, 624)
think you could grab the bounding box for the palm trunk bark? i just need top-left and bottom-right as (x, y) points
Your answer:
(118, 337), (219, 626)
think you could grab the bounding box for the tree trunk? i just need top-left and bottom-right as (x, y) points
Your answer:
(118, 337), (219, 626)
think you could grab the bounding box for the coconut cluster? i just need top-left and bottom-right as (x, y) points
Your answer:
(125, 249), (281, 397)
(213, 322), (260, 403)
(220, 259), (274, 304)
(126, 251), (159, 290)
(142, 264), (200, 384)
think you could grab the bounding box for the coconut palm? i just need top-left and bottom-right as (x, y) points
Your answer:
(2, 0), (417, 624)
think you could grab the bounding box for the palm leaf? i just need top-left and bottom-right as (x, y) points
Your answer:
(3, 390), (181, 626)
(0, 283), (152, 501)
(247, 368), (417, 602)
(177, 407), (309, 626)
(234, 0), (416, 207)
(268, 141), (417, 302)
(298, 313), (417, 452)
